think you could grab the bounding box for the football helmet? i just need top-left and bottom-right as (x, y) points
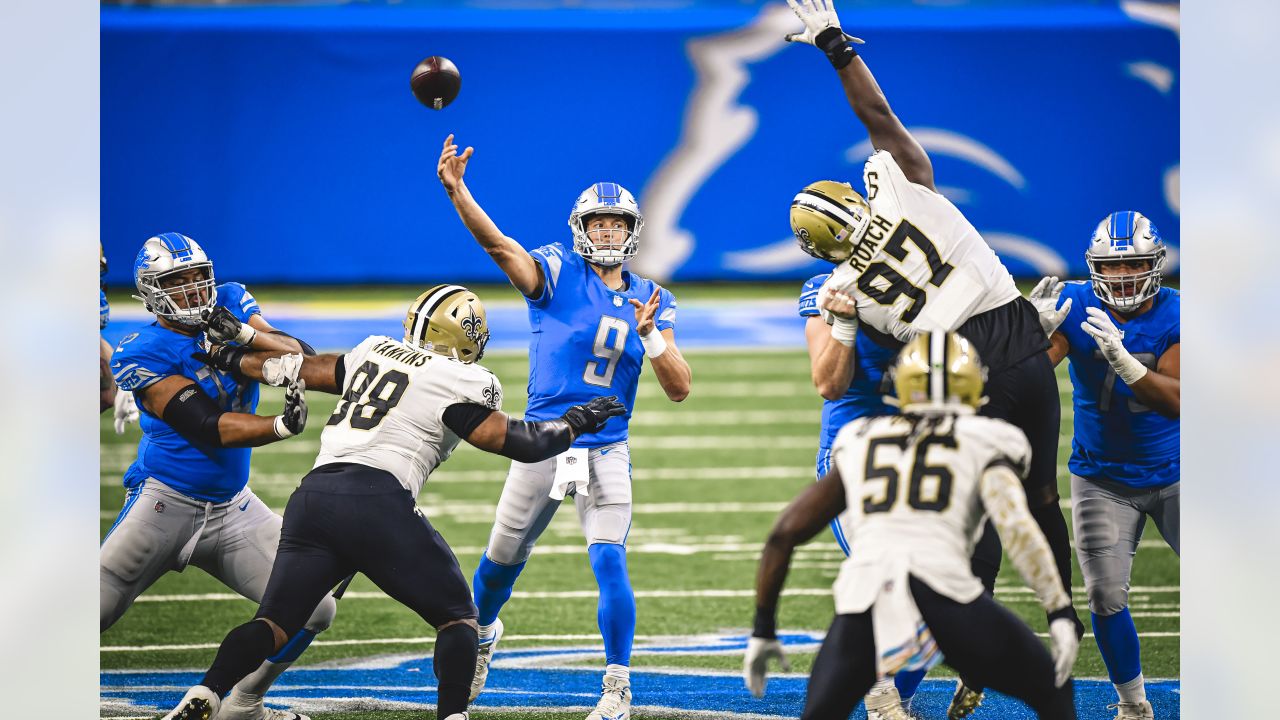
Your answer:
(790, 180), (872, 263)
(132, 232), (217, 327)
(568, 182), (644, 267)
(891, 331), (986, 415)
(404, 284), (490, 363)
(1086, 211), (1167, 312)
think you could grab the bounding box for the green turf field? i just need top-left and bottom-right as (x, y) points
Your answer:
(100, 348), (1179, 719)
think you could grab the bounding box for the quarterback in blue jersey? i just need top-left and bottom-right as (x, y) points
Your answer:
(1030, 212), (1179, 720)
(103, 233), (334, 720)
(440, 134), (693, 720)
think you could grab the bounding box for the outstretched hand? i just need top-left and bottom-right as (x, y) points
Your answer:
(629, 290), (662, 337)
(784, 0), (864, 47)
(438, 133), (474, 194)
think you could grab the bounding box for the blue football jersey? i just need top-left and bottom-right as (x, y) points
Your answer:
(1057, 282), (1180, 488)
(524, 242), (676, 447)
(100, 289), (110, 330)
(799, 274), (896, 450)
(110, 283), (263, 502)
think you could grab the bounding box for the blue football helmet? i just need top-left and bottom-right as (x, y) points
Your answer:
(132, 232), (217, 327)
(568, 182), (644, 267)
(1086, 211), (1167, 312)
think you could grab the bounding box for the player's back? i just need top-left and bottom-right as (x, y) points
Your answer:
(851, 151), (1020, 343)
(315, 335), (503, 497)
(830, 412), (1031, 607)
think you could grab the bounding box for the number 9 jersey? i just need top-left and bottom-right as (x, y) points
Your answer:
(523, 241), (677, 447)
(313, 335), (503, 497)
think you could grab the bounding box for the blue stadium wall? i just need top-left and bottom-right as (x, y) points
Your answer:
(101, 2), (1179, 284)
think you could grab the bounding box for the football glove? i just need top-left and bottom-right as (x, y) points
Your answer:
(1028, 276), (1072, 338)
(261, 353), (304, 387)
(743, 636), (791, 698)
(1048, 616), (1080, 688)
(202, 306), (257, 346)
(192, 343), (249, 377)
(1081, 307), (1148, 385)
(784, 0), (864, 69)
(273, 379), (308, 439)
(561, 396), (626, 437)
(113, 390), (139, 435)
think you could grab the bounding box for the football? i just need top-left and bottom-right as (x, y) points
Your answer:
(410, 55), (461, 110)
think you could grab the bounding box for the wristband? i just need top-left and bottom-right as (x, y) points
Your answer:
(640, 330), (669, 358)
(753, 606), (778, 640)
(815, 27), (857, 70)
(830, 317), (858, 348)
(235, 324), (258, 346)
(1112, 352), (1148, 386)
(273, 415), (296, 439)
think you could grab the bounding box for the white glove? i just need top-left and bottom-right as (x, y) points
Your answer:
(1048, 617), (1080, 688)
(262, 353), (305, 387)
(743, 636), (790, 698)
(113, 390), (139, 435)
(1028, 276), (1072, 338)
(784, 0), (865, 46)
(818, 284), (859, 347)
(1080, 307), (1148, 385)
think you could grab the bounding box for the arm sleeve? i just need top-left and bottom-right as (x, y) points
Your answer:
(500, 417), (573, 463)
(162, 383), (226, 447)
(441, 402), (495, 439)
(655, 286), (678, 332)
(978, 463), (1071, 614)
(526, 243), (569, 308)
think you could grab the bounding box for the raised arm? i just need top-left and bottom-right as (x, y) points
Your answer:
(786, 0), (935, 189)
(438, 134), (545, 298)
(630, 290), (691, 402)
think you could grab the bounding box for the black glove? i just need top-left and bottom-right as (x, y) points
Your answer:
(561, 395), (626, 437)
(202, 306), (257, 346)
(274, 379), (308, 439)
(192, 343), (249, 377)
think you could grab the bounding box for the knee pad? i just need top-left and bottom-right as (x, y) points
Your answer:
(304, 594), (337, 634)
(1087, 582), (1129, 616)
(587, 505), (631, 546)
(486, 524), (535, 565)
(1074, 497), (1120, 553)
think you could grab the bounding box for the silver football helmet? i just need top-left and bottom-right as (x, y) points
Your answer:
(132, 232), (217, 327)
(1086, 211), (1167, 312)
(568, 182), (644, 267)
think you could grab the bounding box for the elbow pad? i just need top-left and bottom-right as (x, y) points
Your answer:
(270, 330), (316, 356)
(501, 418), (573, 463)
(162, 384), (226, 447)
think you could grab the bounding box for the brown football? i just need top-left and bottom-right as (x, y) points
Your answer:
(410, 56), (461, 111)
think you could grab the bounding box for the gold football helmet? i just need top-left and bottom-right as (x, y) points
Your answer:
(891, 331), (987, 414)
(403, 284), (490, 363)
(790, 180), (873, 263)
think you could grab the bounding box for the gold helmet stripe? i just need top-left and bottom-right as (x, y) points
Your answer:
(930, 331), (947, 407)
(792, 191), (861, 229)
(410, 284), (466, 346)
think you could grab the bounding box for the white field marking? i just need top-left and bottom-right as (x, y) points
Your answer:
(637, 381), (811, 397)
(629, 409), (816, 425)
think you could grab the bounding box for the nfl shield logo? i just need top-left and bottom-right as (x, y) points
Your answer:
(154, 501), (166, 514)
(566, 456), (578, 465)
(612, 296), (624, 307)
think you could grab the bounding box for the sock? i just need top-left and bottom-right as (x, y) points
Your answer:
(473, 553), (527, 627)
(605, 663), (630, 682)
(1092, 608), (1143, 686)
(1115, 673), (1147, 705)
(478, 621), (499, 644)
(895, 668), (926, 701)
(201, 620), (278, 698)
(1029, 503), (1074, 595)
(434, 622), (480, 717)
(589, 543), (636, 667)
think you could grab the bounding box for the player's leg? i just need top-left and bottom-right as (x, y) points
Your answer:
(352, 490), (478, 719)
(1072, 474), (1152, 718)
(577, 443), (636, 720)
(817, 448), (852, 556)
(471, 457), (561, 699)
(197, 487), (338, 719)
(799, 612), (878, 720)
(909, 576), (1076, 720)
(1149, 481), (1180, 556)
(100, 482), (187, 631)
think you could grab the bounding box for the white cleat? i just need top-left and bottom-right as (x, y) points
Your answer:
(947, 680), (984, 719)
(469, 618), (504, 702)
(585, 676), (631, 720)
(218, 688), (310, 720)
(866, 683), (912, 720)
(1108, 700), (1154, 719)
(441, 714), (469, 720)
(161, 686), (219, 720)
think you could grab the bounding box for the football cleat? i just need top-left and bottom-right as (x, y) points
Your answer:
(441, 714), (469, 720)
(866, 682), (912, 720)
(1108, 700), (1154, 719)
(469, 618), (504, 702)
(947, 680), (984, 719)
(585, 675), (631, 720)
(218, 689), (311, 720)
(161, 685), (219, 720)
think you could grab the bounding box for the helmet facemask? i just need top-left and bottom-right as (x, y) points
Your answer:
(132, 234), (217, 328)
(1086, 251), (1166, 312)
(568, 182), (644, 267)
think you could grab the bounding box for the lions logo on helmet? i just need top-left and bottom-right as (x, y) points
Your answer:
(790, 180), (873, 263)
(131, 232), (217, 327)
(568, 182), (644, 267)
(1086, 211), (1167, 312)
(403, 284), (491, 363)
(890, 331), (987, 414)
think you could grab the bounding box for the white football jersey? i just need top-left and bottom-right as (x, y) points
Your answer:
(843, 150), (1020, 341)
(312, 335), (503, 497)
(829, 412), (1031, 611)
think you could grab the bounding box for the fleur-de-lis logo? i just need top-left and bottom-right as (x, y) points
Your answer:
(459, 306), (483, 342)
(482, 381), (501, 409)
